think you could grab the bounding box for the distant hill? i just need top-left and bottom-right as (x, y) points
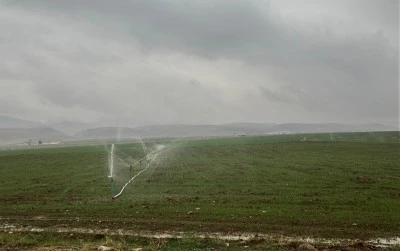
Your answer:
(75, 123), (397, 140)
(0, 127), (72, 145)
(0, 115), (42, 128)
(220, 122), (276, 132)
(75, 124), (249, 139)
(47, 121), (92, 136)
(75, 127), (135, 139)
(0, 115), (396, 142)
(0, 115), (95, 137)
(267, 123), (397, 134)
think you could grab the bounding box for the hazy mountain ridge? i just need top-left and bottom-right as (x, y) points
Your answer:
(47, 121), (93, 136)
(74, 123), (397, 139)
(0, 115), (43, 129)
(268, 123), (397, 133)
(0, 116), (92, 136)
(0, 115), (396, 145)
(0, 127), (72, 145)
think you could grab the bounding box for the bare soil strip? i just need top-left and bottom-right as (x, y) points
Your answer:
(1, 223), (399, 248)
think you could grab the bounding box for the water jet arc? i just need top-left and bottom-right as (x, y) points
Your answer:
(109, 144), (115, 178)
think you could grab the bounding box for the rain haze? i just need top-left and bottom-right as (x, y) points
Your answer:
(0, 0), (399, 127)
(1, 1), (400, 249)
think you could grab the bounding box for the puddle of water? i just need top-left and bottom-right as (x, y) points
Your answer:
(367, 237), (400, 246)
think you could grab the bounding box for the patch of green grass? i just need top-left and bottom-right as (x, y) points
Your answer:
(0, 132), (399, 240)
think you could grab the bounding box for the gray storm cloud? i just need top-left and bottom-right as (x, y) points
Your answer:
(0, 0), (398, 126)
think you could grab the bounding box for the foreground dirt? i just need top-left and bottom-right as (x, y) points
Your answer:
(1, 222), (399, 251)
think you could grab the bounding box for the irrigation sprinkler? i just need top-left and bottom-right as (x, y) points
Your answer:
(111, 144), (166, 200)
(109, 177), (116, 199)
(109, 144), (115, 178)
(108, 143), (117, 200)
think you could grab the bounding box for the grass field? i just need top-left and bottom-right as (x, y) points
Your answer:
(1, 131), (399, 250)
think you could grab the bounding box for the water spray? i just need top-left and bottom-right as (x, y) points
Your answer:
(138, 137), (148, 160)
(108, 144), (115, 178)
(111, 145), (166, 200)
(108, 144), (116, 198)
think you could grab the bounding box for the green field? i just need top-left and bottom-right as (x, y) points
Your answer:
(1, 131), (399, 250)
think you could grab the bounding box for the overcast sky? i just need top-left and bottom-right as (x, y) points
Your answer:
(0, 0), (398, 126)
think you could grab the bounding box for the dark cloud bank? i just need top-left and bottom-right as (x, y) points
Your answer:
(0, 0), (398, 127)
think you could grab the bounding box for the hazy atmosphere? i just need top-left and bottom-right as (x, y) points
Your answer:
(0, 0), (398, 127)
(1, 1), (400, 249)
